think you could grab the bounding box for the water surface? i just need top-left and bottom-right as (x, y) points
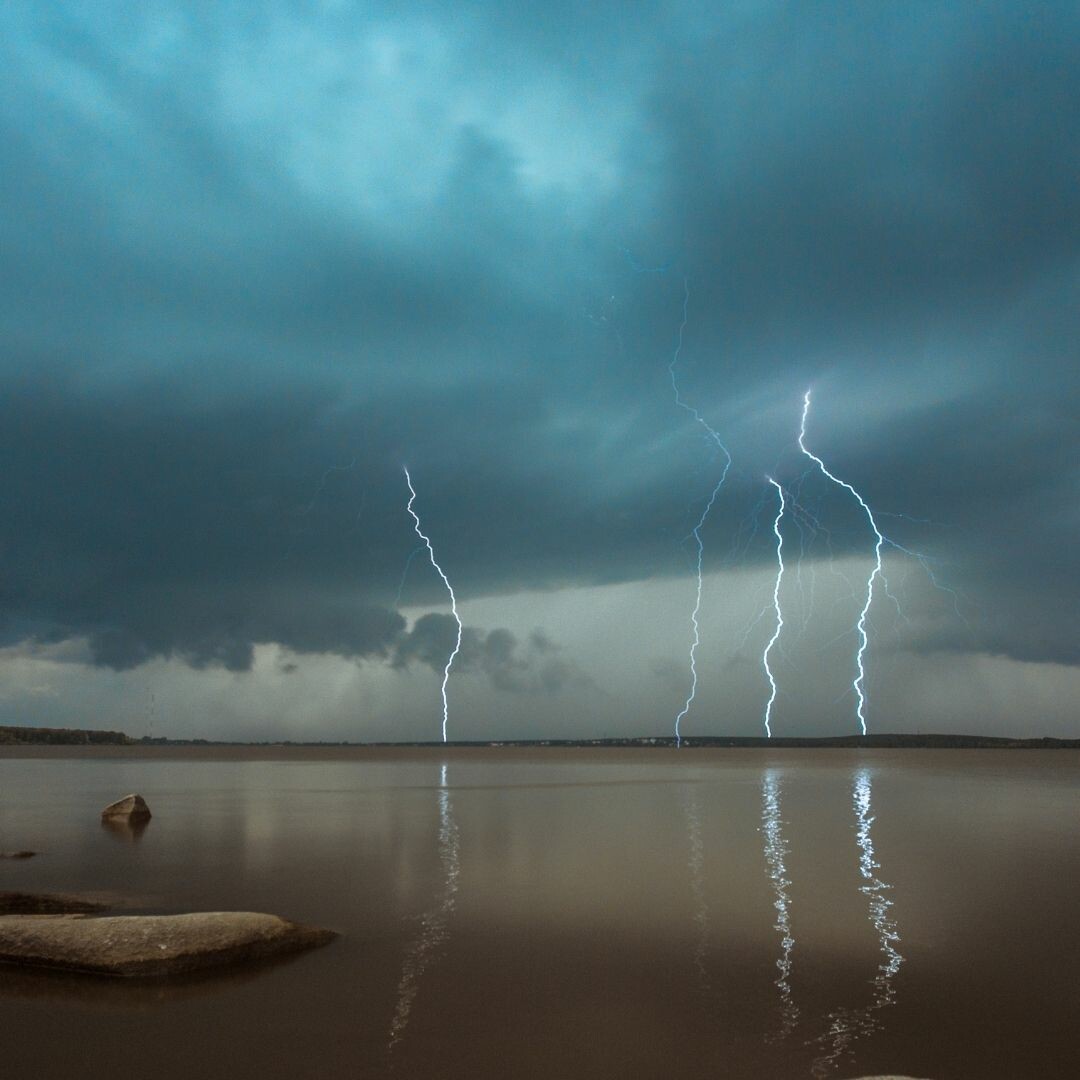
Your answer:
(0, 746), (1076, 1079)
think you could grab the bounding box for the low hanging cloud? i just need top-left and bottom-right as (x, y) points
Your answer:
(82, 599), (409, 673)
(22, 594), (589, 698)
(392, 614), (590, 694)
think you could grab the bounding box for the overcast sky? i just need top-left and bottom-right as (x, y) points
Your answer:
(1, 1), (1077, 740)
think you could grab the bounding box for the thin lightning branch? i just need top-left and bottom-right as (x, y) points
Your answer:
(403, 467), (462, 743)
(301, 455), (358, 516)
(669, 278), (733, 747)
(620, 247), (671, 274)
(797, 391), (884, 736)
(281, 454), (360, 562)
(394, 544), (426, 608)
(883, 538), (970, 628)
(762, 478), (786, 738)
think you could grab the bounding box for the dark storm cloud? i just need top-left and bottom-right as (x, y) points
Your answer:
(0, 1), (1077, 680)
(392, 615), (590, 694)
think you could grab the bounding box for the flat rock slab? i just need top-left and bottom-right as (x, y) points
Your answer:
(0, 892), (108, 915)
(0, 912), (336, 977)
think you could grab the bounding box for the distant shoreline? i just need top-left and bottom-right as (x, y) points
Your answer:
(1, 724), (1078, 757)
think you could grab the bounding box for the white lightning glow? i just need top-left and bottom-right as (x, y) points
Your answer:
(669, 279), (733, 746)
(403, 466), (463, 743)
(797, 390), (884, 735)
(762, 478), (786, 738)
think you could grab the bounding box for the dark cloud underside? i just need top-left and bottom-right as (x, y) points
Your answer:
(0, 1), (1076, 684)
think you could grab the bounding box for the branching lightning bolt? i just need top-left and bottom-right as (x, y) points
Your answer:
(762, 478), (786, 738)
(403, 467), (462, 743)
(669, 278), (733, 746)
(797, 390), (884, 735)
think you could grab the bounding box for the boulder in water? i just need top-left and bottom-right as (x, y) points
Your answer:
(0, 911), (337, 977)
(100, 794), (152, 822)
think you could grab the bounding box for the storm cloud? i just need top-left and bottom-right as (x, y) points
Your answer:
(0, 2), (1077, 736)
(392, 616), (589, 694)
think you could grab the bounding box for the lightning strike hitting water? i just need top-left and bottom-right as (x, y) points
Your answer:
(403, 467), (463, 743)
(669, 279), (733, 746)
(762, 478), (786, 738)
(797, 390), (884, 735)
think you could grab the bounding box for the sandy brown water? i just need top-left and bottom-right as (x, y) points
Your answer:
(0, 746), (1077, 1079)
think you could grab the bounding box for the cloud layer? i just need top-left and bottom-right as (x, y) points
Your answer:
(0, 3), (1077, 735)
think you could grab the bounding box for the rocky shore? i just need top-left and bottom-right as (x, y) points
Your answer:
(0, 793), (336, 979)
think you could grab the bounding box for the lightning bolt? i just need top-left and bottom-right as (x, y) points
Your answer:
(762, 478), (786, 738)
(669, 278), (733, 746)
(797, 390), (884, 735)
(403, 467), (462, 743)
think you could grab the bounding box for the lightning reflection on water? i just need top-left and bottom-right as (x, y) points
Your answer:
(682, 783), (711, 988)
(388, 762), (462, 1053)
(811, 769), (903, 1076)
(761, 771), (799, 1039)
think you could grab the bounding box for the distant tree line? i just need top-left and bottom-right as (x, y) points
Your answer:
(0, 725), (134, 745)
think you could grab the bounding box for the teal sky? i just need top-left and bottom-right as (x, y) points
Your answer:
(1, 2), (1077, 739)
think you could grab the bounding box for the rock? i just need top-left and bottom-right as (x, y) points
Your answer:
(101, 794), (152, 822)
(0, 911), (337, 977)
(0, 851), (37, 859)
(0, 892), (108, 915)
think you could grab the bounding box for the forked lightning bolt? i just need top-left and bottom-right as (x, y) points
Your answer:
(797, 391), (884, 736)
(403, 466), (462, 743)
(669, 278), (733, 746)
(762, 478), (786, 738)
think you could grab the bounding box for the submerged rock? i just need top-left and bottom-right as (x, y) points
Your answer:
(101, 794), (152, 822)
(0, 892), (108, 915)
(0, 911), (337, 977)
(0, 851), (37, 859)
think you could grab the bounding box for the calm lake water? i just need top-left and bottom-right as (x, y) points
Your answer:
(0, 746), (1077, 1079)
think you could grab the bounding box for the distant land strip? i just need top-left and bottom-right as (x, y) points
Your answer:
(1, 726), (1078, 749)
